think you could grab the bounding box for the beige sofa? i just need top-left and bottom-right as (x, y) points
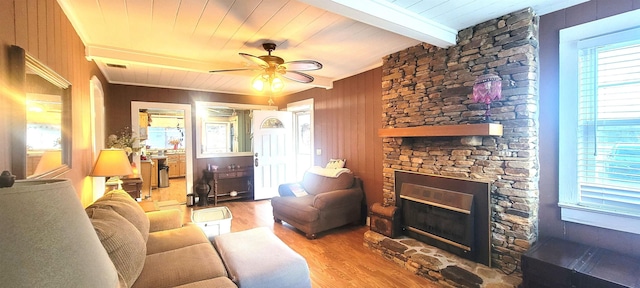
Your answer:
(271, 170), (364, 239)
(86, 190), (237, 288)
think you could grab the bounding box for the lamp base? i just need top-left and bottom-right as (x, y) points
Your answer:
(105, 176), (123, 190)
(481, 103), (494, 123)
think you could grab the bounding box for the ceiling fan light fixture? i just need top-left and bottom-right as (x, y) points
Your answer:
(270, 76), (284, 93)
(211, 42), (322, 97)
(252, 73), (268, 91)
(251, 72), (284, 93)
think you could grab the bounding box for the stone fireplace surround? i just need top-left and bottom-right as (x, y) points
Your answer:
(365, 8), (539, 287)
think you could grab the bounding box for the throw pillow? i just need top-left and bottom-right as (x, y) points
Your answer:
(289, 183), (309, 197)
(325, 158), (346, 169)
(88, 207), (146, 288)
(88, 189), (150, 242)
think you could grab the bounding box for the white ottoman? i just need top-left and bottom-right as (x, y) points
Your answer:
(213, 227), (311, 288)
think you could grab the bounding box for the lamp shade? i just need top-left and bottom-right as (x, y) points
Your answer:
(251, 72), (284, 93)
(91, 149), (133, 177)
(270, 76), (284, 92)
(0, 179), (119, 287)
(32, 150), (62, 176)
(252, 73), (268, 91)
(472, 72), (502, 104)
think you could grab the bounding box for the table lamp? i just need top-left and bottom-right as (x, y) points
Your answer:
(91, 149), (133, 190)
(0, 179), (120, 287)
(472, 71), (502, 123)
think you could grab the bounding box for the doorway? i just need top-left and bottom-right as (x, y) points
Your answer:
(131, 102), (193, 204)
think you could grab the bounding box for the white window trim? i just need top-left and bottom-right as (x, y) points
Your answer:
(287, 98), (315, 166)
(558, 9), (640, 235)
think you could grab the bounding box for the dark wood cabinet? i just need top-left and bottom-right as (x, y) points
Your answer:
(522, 237), (640, 288)
(203, 168), (254, 206)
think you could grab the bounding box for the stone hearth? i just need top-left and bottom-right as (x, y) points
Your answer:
(364, 231), (521, 288)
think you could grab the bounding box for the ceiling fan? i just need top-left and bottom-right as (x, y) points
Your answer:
(210, 43), (323, 92)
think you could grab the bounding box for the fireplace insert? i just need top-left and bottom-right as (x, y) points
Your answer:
(394, 170), (491, 266)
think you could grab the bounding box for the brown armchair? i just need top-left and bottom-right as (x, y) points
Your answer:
(271, 170), (363, 239)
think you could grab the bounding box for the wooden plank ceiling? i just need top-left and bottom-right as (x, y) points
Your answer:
(57, 0), (587, 97)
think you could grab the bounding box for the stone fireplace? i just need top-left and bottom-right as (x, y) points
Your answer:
(365, 7), (539, 287)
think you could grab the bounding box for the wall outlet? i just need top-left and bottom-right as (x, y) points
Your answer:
(316, 149), (322, 156)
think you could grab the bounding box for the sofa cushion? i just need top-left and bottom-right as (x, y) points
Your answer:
(271, 195), (319, 223)
(301, 172), (354, 195)
(132, 243), (228, 288)
(146, 225), (211, 255)
(173, 277), (238, 288)
(88, 189), (150, 241)
(87, 207), (147, 288)
(146, 209), (183, 232)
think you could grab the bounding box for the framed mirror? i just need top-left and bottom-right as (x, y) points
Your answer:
(9, 45), (72, 179)
(195, 101), (275, 158)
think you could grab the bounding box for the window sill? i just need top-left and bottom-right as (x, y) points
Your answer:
(559, 203), (640, 235)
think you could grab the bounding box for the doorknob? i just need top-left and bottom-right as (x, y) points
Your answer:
(254, 152), (259, 167)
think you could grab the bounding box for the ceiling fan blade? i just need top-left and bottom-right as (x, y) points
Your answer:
(239, 53), (269, 68)
(209, 68), (256, 73)
(281, 60), (322, 71)
(281, 71), (314, 83)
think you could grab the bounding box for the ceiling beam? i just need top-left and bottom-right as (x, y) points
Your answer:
(307, 75), (333, 90)
(298, 0), (458, 48)
(86, 45), (334, 90)
(85, 45), (214, 72)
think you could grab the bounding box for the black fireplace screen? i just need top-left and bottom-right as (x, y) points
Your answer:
(401, 183), (475, 252)
(394, 170), (491, 267)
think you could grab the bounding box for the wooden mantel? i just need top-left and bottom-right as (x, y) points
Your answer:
(378, 123), (503, 137)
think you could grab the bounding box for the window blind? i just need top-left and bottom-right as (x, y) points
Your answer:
(577, 37), (640, 216)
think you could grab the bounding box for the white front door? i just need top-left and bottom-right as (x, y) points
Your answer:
(252, 110), (293, 200)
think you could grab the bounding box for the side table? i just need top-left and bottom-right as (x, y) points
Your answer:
(202, 168), (254, 206)
(121, 176), (143, 200)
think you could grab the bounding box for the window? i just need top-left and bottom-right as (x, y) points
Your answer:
(202, 122), (230, 153)
(559, 10), (640, 234)
(147, 126), (184, 150)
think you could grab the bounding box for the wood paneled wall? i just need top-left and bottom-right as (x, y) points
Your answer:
(279, 68), (384, 207)
(539, 0), (640, 256)
(1, 0), (108, 205)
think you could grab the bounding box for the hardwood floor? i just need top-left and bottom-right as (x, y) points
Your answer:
(146, 177), (187, 203)
(186, 200), (440, 288)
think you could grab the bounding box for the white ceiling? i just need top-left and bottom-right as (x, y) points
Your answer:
(57, 0), (587, 97)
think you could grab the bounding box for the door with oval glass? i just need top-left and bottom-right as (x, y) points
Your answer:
(252, 110), (294, 200)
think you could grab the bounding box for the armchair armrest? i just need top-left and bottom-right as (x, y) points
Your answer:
(313, 187), (363, 209)
(146, 209), (183, 232)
